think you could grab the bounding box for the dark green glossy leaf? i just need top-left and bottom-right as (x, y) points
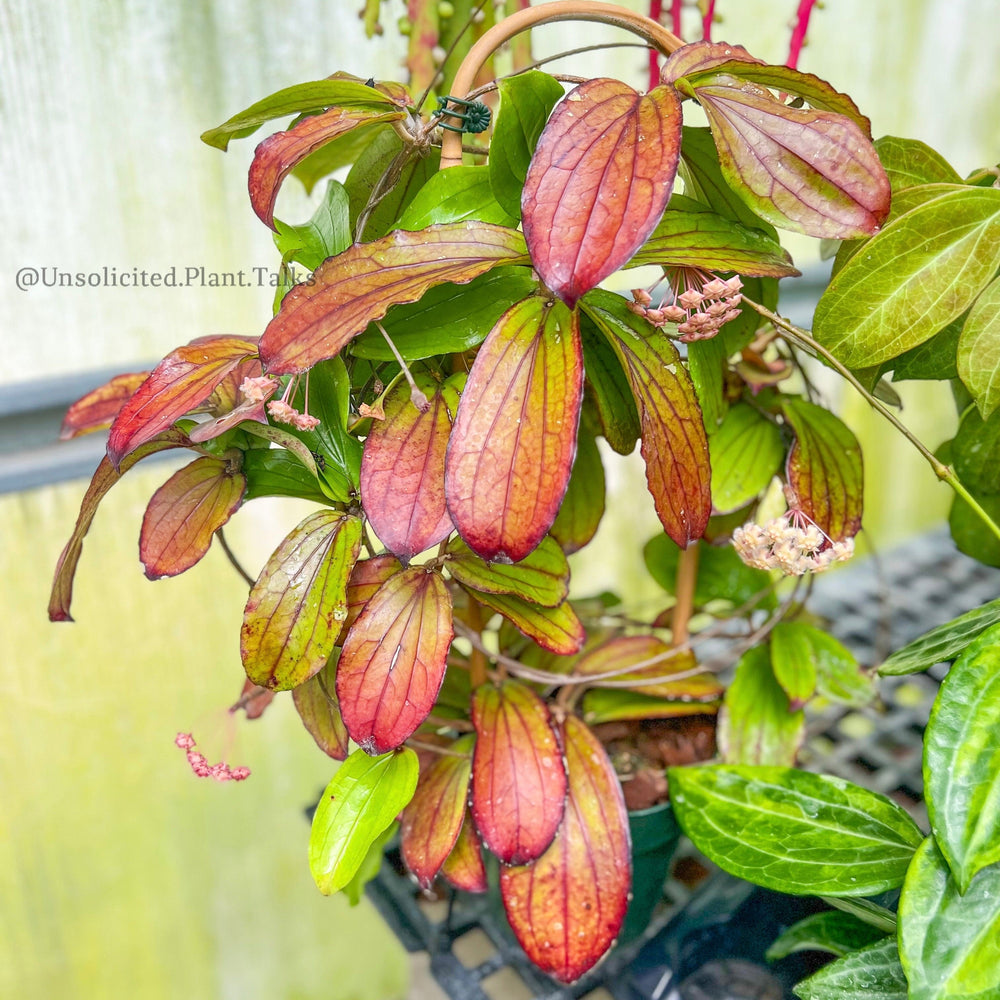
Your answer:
(582, 688), (720, 724)
(709, 403), (784, 513)
(489, 70), (565, 219)
(550, 426), (605, 554)
(949, 491), (1000, 568)
(309, 747), (418, 894)
(814, 188), (1000, 367)
(273, 179), (352, 271)
(873, 135), (962, 192)
(958, 274), (1000, 420)
(718, 646), (804, 765)
(687, 335), (729, 433)
(952, 406), (1000, 496)
(793, 937), (908, 1000)
(579, 312), (641, 455)
(899, 838), (1000, 1000)
(765, 910), (887, 960)
(292, 653), (350, 760)
(242, 447), (328, 504)
(397, 165), (517, 230)
(880, 597), (1000, 675)
(446, 534), (569, 607)
(820, 896), (898, 933)
(667, 765), (924, 896)
(890, 317), (961, 382)
(924, 623), (1000, 891)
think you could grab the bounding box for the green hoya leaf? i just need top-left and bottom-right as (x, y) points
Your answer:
(820, 896), (897, 933)
(709, 403), (784, 513)
(550, 426), (605, 554)
(667, 765), (924, 896)
(446, 535), (569, 608)
(397, 165), (518, 230)
(880, 597), (1000, 675)
(350, 266), (538, 362)
(951, 406), (1000, 496)
(242, 447), (329, 504)
(949, 491), (1000, 569)
(718, 646), (804, 765)
(489, 70), (565, 219)
(687, 335), (729, 433)
(579, 313), (641, 455)
(769, 622), (818, 709)
(799, 626), (872, 708)
(958, 274), (1000, 420)
(890, 317), (961, 382)
(582, 688), (720, 725)
(900, 838), (1000, 1000)
(793, 937), (908, 1000)
(309, 747), (419, 895)
(342, 820), (398, 907)
(814, 187), (1000, 368)
(873, 135), (962, 192)
(765, 910), (887, 960)
(924, 623), (1000, 891)
(273, 179), (352, 271)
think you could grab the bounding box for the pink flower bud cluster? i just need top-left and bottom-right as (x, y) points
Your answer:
(174, 732), (250, 782)
(732, 512), (855, 576)
(242, 372), (322, 432)
(628, 269), (743, 342)
(266, 399), (320, 431)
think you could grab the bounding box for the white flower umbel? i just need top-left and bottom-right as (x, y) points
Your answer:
(732, 509), (855, 576)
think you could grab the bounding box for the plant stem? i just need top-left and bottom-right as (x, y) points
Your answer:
(648, 0), (663, 88)
(672, 542), (699, 645)
(215, 528), (254, 588)
(786, 0), (818, 69)
(701, 0), (716, 41)
(440, 0), (684, 168)
(743, 296), (1000, 546)
(669, 0), (682, 36)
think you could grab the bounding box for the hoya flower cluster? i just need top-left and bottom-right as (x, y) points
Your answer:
(628, 267), (743, 342)
(732, 511), (855, 576)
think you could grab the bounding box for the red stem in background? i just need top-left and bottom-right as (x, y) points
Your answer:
(670, 0), (682, 36)
(786, 0), (818, 68)
(648, 0), (663, 88)
(701, 0), (716, 40)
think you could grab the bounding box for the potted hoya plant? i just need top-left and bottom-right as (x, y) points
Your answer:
(50, 0), (1000, 992)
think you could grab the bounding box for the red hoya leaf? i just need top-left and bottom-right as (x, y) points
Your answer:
(107, 335), (259, 467)
(470, 680), (567, 865)
(661, 40), (762, 82)
(522, 78), (682, 307)
(464, 588), (585, 656)
(230, 677), (276, 720)
(691, 82), (889, 239)
(336, 568), (454, 754)
(260, 223), (529, 374)
(441, 809), (488, 893)
(582, 291), (711, 548)
(291, 655), (350, 760)
(59, 371), (149, 439)
(335, 553), (403, 643)
(140, 456), (246, 580)
(782, 398), (863, 541)
(445, 534), (569, 608)
(49, 429), (190, 622)
(400, 734), (474, 889)
(500, 715), (631, 983)
(360, 381), (455, 561)
(249, 107), (405, 229)
(445, 295), (583, 563)
(241, 511), (362, 690)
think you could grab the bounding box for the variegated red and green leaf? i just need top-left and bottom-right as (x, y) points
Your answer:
(582, 290), (711, 548)
(336, 568), (453, 754)
(445, 295), (583, 563)
(500, 715), (631, 984)
(465, 587), (586, 656)
(660, 41), (762, 82)
(400, 734), (474, 888)
(445, 534), (569, 608)
(689, 81), (889, 239)
(582, 688), (720, 725)
(241, 511), (362, 690)
(250, 107), (405, 229)
(335, 553), (403, 643)
(139, 456), (246, 580)
(471, 680), (567, 865)
(189, 356), (270, 444)
(291, 653), (350, 760)
(782, 397), (863, 541)
(550, 425), (606, 554)
(360, 381), (454, 561)
(574, 635), (723, 702)
(49, 429), (191, 621)
(59, 371), (149, 439)
(522, 78), (682, 307)
(259, 223), (529, 374)
(441, 809), (488, 893)
(107, 335), (259, 466)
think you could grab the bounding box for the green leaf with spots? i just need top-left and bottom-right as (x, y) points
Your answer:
(709, 403), (784, 513)
(667, 765), (924, 896)
(793, 937), (908, 1000)
(958, 275), (1000, 420)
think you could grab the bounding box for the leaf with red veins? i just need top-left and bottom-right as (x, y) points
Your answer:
(49, 429), (190, 622)
(241, 511), (362, 691)
(692, 82), (889, 239)
(445, 295), (583, 563)
(335, 553), (403, 643)
(259, 223), (529, 375)
(400, 734), (474, 889)
(292, 654), (350, 760)
(582, 291), (711, 549)
(59, 371), (149, 439)
(336, 567), (453, 754)
(471, 680), (567, 865)
(782, 397), (863, 541)
(441, 809), (488, 893)
(139, 456), (246, 580)
(660, 40), (763, 83)
(522, 79), (683, 307)
(107, 335), (260, 467)
(360, 382), (455, 562)
(249, 107), (405, 229)
(500, 715), (631, 984)
(464, 587), (585, 656)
